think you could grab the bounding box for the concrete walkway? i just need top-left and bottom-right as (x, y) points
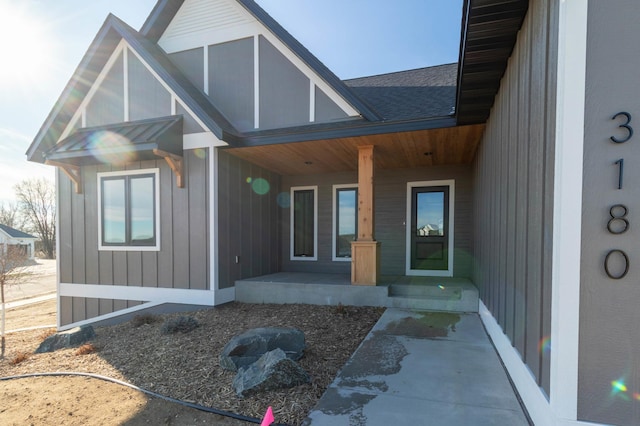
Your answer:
(304, 308), (530, 426)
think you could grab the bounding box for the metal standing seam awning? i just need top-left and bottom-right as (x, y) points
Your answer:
(44, 115), (184, 193)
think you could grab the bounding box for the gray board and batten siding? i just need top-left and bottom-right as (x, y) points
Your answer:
(58, 150), (209, 326)
(579, 1), (640, 424)
(86, 51), (125, 128)
(86, 50), (175, 127)
(166, 35), (348, 132)
(217, 150), (280, 289)
(472, 0), (557, 398)
(280, 165), (473, 277)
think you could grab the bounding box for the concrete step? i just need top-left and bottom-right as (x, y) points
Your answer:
(235, 273), (479, 313)
(387, 281), (479, 312)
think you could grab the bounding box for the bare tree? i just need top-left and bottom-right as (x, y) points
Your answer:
(0, 245), (30, 357)
(14, 178), (56, 259)
(0, 202), (25, 229)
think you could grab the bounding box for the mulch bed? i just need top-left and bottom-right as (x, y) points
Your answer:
(0, 302), (383, 425)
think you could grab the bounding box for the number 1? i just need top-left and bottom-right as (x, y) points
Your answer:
(615, 158), (624, 190)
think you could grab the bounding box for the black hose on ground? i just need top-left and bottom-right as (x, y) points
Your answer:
(0, 371), (288, 425)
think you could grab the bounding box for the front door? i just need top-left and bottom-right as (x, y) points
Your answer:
(408, 182), (453, 275)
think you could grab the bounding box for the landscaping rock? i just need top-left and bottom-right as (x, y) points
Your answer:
(220, 327), (305, 371)
(232, 348), (311, 397)
(35, 325), (96, 353)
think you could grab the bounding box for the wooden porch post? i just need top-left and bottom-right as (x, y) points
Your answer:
(351, 145), (380, 285)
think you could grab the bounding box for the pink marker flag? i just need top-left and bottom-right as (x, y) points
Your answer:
(261, 406), (275, 426)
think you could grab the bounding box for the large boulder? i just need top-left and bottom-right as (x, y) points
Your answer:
(35, 325), (96, 353)
(233, 348), (311, 397)
(220, 327), (305, 371)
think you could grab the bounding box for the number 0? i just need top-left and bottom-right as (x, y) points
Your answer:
(604, 249), (629, 279)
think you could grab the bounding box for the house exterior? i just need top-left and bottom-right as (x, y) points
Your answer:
(26, 0), (640, 425)
(0, 224), (37, 260)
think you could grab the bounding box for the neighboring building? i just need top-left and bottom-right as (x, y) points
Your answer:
(26, 1), (640, 425)
(0, 224), (37, 260)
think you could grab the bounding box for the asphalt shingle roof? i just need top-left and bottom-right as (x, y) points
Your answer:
(345, 63), (458, 121)
(0, 224), (36, 239)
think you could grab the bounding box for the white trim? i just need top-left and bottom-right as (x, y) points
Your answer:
(55, 170), (61, 329)
(183, 132), (226, 149)
(97, 168), (161, 252)
(210, 147), (219, 302)
(332, 184), (358, 262)
(203, 43), (209, 95)
(171, 95), (177, 115)
(309, 82), (315, 122)
(480, 302), (605, 426)
(58, 301), (165, 331)
(405, 180), (455, 277)
(550, 0), (588, 421)
(254, 34), (260, 128)
(60, 283), (215, 306)
(215, 286), (235, 305)
(123, 46), (129, 121)
(290, 185), (318, 261)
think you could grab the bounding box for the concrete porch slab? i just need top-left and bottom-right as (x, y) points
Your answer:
(235, 273), (479, 313)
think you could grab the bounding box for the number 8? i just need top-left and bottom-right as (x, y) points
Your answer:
(607, 204), (629, 234)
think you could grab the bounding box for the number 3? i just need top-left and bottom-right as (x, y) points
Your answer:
(610, 112), (633, 143)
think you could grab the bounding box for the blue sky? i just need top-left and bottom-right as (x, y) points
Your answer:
(0, 0), (462, 203)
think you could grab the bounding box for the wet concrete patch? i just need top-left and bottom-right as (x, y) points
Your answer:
(381, 312), (461, 338)
(339, 335), (408, 378)
(303, 387), (377, 421)
(337, 378), (389, 393)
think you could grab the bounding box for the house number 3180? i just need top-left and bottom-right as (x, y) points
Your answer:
(605, 112), (632, 279)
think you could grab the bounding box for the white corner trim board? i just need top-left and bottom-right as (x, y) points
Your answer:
(479, 302), (605, 426)
(551, 0), (588, 422)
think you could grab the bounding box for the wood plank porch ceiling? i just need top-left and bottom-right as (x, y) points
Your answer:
(224, 124), (485, 176)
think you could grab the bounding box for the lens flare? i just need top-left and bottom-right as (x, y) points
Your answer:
(538, 336), (551, 355)
(612, 380), (627, 393)
(193, 148), (206, 159)
(611, 379), (629, 401)
(438, 285), (445, 290)
(251, 178), (270, 195)
(277, 192), (290, 208)
(246, 177), (252, 183)
(87, 131), (136, 165)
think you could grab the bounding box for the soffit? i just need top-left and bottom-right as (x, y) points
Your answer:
(456, 0), (529, 125)
(224, 124), (485, 175)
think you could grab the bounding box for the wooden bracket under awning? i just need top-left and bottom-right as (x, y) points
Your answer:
(153, 149), (184, 188)
(45, 160), (82, 194)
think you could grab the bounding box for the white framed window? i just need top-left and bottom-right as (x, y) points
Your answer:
(290, 186), (317, 261)
(332, 184), (357, 261)
(98, 169), (160, 251)
(406, 180), (455, 277)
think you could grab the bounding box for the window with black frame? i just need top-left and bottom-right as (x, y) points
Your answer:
(335, 186), (357, 259)
(291, 187), (316, 259)
(100, 171), (157, 248)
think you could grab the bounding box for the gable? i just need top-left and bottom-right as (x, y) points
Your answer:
(161, 0), (253, 41)
(60, 39), (207, 142)
(28, 14), (237, 165)
(155, 0), (363, 131)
